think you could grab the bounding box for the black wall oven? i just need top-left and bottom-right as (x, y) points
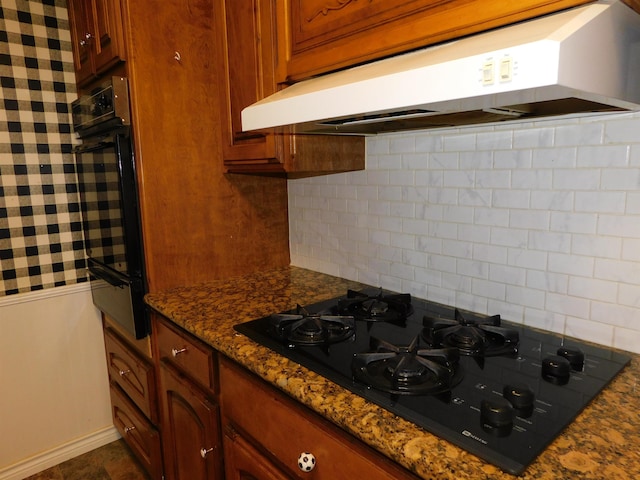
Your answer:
(72, 77), (148, 338)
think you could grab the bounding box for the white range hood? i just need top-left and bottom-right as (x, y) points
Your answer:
(242, 1), (640, 135)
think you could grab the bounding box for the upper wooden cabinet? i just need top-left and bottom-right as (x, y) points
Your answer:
(277, 0), (594, 82)
(215, 0), (365, 176)
(67, 0), (126, 86)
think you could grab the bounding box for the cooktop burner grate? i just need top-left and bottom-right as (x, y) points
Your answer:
(335, 288), (413, 323)
(422, 308), (519, 357)
(352, 335), (462, 395)
(269, 305), (355, 346)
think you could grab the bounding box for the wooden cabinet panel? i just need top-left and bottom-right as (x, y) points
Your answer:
(90, 0), (126, 75)
(220, 357), (418, 480)
(160, 362), (224, 480)
(216, 0), (365, 176)
(67, 0), (125, 86)
(223, 427), (292, 480)
(280, 0), (593, 82)
(155, 316), (217, 393)
(104, 326), (158, 423)
(110, 383), (163, 480)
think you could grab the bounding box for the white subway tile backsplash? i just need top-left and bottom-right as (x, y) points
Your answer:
(475, 169), (511, 188)
(568, 276), (618, 302)
(389, 135), (416, 154)
(546, 292), (590, 319)
(577, 145), (629, 167)
(550, 212), (597, 234)
(513, 127), (554, 149)
(289, 112), (640, 353)
(492, 190), (530, 209)
(553, 168), (601, 190)
(530, 191), (573, 211)
(532, 147), (577, 168)
(571, 234), (622, 259)
(622, 238), (640, 261)
(460, 151), (493, 170)
(554, 122), (603, 146)
(564, 316), (614, 347)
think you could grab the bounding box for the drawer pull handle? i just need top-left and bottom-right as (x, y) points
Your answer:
(171, 347), (187, 357)
(200, 447), (214, 459)
(297, 452), (316, 472)
(119, 369), (130, 377)
(124, 426), (136, 434)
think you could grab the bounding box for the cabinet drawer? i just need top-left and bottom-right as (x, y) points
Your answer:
(110, 383), (163, 480)
(220, 358), (416, 480)
(104, 326), (158, 423)
(155, 316), (217, 393)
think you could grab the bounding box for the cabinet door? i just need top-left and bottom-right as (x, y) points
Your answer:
(160, 362), (223, 480)
(217, 0), (365, 176)
(67, 0), (125, 86)
(90, 0), (126, 75)
(217, 0), (280, 164)
(110, 383), (164, 480)
(224, 426), (292, 480)
(67, 0), (95, 84)
(281, 0), (593, 82)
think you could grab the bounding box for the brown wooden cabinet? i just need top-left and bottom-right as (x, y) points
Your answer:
(219, 356), (420, 480)
(224, 427), (292, 480)
(67, 0), (126, 86)
(154, 315), (224, 480)
(215, 0), (365, 176)
(103, 319), (162, 479)
(277, 0), (593, 82)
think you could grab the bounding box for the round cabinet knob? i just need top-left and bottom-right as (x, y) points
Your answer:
(200, 447), (214, 459)
(297, 452), (316, 472)
(503, 383), (535, 418)
(480, 397), (514, 437)
(556, 346), (585, 371)
(171, 347), (187, 357)
(542, 355), (571, 385)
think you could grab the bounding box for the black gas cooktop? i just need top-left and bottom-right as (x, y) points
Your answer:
(234, 287), (630, 475)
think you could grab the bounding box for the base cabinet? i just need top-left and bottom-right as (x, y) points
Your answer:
(223, 426), (291, 480)
(159, 362), (223, 480)
(109, 383), (163, 478)
(102, 318), (162, 479)
(153, 313), (224, 480)
(219, 356), (419, 480)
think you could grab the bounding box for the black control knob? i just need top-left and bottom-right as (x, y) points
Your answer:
(481, 397), (514, 437)
(556, 346), (585, 371)
(542, 355), (571, 385)
(503, 384), (534, 418)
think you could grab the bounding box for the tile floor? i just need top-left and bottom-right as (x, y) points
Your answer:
(24, 440), (148, 480)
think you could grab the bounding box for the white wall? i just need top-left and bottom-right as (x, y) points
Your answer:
(289, 111), (640, 353)
(0, 285), (117, 480)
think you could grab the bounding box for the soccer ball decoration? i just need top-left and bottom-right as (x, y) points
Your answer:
(297, 452), (316, 472)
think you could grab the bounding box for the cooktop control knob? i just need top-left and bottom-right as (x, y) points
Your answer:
(503, 384), (534, 418)
(481, 397), (514, 437)
(556, 346), (585, 371)
(542, 355), (571, 385)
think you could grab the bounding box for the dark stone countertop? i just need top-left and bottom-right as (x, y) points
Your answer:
(146, 266), (640, 480)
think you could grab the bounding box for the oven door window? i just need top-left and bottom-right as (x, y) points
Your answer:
(76, 134), (135, 276)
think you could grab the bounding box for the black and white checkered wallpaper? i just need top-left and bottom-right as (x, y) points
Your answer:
(0, 0), (87, 296)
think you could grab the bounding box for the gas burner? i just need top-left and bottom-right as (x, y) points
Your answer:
(421, 309), (519, 357)
(336, 289), (413, 323)
(269, 305), (355, 346)
(352, 336), (462, 395)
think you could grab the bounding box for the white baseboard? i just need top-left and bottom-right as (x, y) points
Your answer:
(0, 426), (120, 480)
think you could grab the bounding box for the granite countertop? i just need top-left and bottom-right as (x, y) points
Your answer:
(145, 266), (640, 480)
